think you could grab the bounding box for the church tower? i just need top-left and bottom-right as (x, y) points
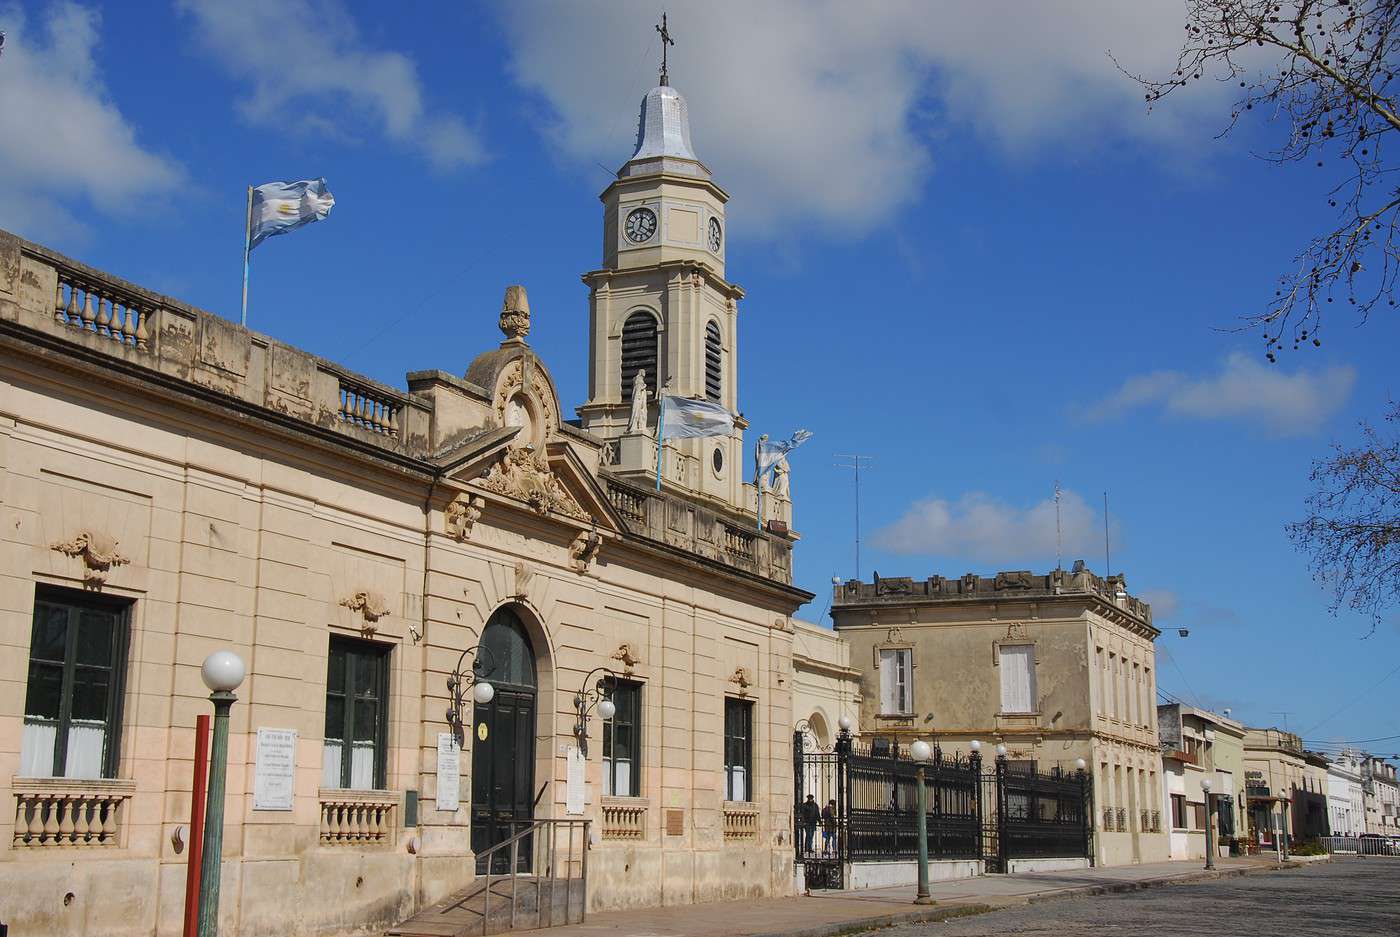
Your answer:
(578, 23), (747, 510)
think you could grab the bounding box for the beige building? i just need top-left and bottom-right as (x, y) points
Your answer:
(830, 565), (1169, 867)
(1362, 756), (1400, 835)
(1156, 704), (1245, 860)
(1243, 728), (1307, 848)
(0, 69), (813, 937)
(790, 619), (860, 752)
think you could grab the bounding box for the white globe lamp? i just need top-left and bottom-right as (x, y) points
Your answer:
(1075, 757), (1087, 771)
(201, 650), (246, 694)
(838, 715), (853, 733)
(472, 681), (495, 705)
(1200, 777), (1212, 792)
(910, 739), (932, 762)
(995, 743), (1008, 758)
(598, 698), (617, 721)
(969, 740), (981, 752)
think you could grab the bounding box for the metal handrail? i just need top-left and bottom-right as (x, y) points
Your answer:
(475, 818), (591, 936)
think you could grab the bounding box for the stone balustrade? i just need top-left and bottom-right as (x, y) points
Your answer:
(337, 378), (402, 438)
(722, 804), (760, 841)
(606, 481), (648, 525)
(11, 777), (135, 847)
(53, 268), (152, 351)
(318, 789), (397, 845)
(601, 800), (647, 840)
(721, 524), (756, 562)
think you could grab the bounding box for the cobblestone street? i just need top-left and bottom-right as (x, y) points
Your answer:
(881, 860), (1398, 936)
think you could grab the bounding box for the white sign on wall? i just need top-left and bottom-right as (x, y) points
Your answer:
(437, 733), (461, 811)
(566, 745), (586, 816)
(253, 728), (297, 811)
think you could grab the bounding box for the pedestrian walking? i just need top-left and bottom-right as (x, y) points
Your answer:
(800, 794), (820, 857)
(821, 799), (837, 856)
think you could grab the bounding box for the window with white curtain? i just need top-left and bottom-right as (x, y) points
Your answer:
(323, 637), (390, 790)
(21, 588), (130, 779)
(998, 644), (1036, 714)
(878, 648), (912, 715)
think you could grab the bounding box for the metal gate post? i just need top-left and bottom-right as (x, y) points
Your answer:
(1079, 766), (1093, 867)
(836, 725), (851, 872)
(793, 729), (804, 866)
(995, 752), (1008, 873)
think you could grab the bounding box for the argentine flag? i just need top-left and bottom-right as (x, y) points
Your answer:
(659, 396), (734, 439)
(758, 430), (812, 475)
(249, 179), (335, 250)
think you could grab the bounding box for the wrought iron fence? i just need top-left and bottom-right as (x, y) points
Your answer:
(794, 731), (1092, 886)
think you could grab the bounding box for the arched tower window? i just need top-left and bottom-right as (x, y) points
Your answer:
(704, 320), (722, 403)
(621, 312), (659, 403)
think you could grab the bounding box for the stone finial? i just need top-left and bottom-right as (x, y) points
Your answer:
(499, 285), (530, 342)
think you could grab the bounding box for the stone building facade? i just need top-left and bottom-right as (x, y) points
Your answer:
(1242, 727), (1308, 848)
(830, 565), (1169, 867)
(0, 71), (810, 937)
(790, 619), (860, 752)
(1363, 755), (1400, 836)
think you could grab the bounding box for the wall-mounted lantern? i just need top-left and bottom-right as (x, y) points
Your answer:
(572, 666), (619, 757)
(445, 645), (497, 748)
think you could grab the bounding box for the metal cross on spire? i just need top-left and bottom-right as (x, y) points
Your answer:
(656, 13), (675, 86)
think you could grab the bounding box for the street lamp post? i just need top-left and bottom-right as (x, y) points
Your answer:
(196, 650), (246, 937)
(910, 739), (934, 905)
(1201, 777), (1216, 871)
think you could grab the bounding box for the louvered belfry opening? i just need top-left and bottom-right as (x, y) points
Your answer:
(704, 320), (722, 402)
(621, 312), (659, 403)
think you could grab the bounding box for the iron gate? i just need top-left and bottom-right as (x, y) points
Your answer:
(795, 731), (1092, 886)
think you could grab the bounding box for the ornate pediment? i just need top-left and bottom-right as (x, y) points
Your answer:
(52, 530), (128, 586)
(479, 446), (590, 521)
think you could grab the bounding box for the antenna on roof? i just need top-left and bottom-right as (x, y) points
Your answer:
(834, 454), (874, 580)
(1054, 481), (1063, 571)
(1102, 491), (1111, 579)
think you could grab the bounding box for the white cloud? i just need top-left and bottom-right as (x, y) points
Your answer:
(496, 0), (1212, 234)
(872, 488), (1114, 566)
(1081, 353), (1357, 436)
(0, 3), (182, 240)
(1138, 588), (1180, 621)
(177, 0), (485, 170)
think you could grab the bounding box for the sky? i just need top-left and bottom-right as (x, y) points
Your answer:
(2, 1), (1397, 755)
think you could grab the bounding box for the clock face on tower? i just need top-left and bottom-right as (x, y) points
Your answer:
(625, 207), (658, 243)
(708, 217), (723, 252)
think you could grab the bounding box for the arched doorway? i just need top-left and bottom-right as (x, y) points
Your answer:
(471, 607), (538, 874)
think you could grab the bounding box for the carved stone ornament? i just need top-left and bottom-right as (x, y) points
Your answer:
(729, 667), (753, 692)
(611, 643), (641, 670)
(885, 626), (905, 645)
(479, 446), (589, 521)
(51, 530), (128, 585)
(493, 361), (558, 442)
(995, 570), (1034, 591)
(511, 561), (534, 600)
(1004, 621), (1028, 641)
(445, 493), (486, 541)
(340, 591), (391, 636)
(499, 284), (530, 342)
(569, 529), (603, 573)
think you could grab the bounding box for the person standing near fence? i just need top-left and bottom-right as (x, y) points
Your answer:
(821, 799), (837, 856)
(800, 794), (820, 856)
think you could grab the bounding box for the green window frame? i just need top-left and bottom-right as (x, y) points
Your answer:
(324, 636), (390, 790)
(22, 586), (131, 779)
(602, 678), (642, 797)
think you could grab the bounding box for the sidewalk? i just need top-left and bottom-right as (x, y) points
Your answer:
(537, 856), (1313, 937)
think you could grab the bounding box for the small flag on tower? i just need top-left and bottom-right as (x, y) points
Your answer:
(757, 429), (812, 476)
(658, 396), (734, 439)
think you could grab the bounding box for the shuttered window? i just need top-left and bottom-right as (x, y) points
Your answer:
(323, 637), (390, 790)
(704, 320), (722, 402)
(724, 698), (753, 802)
(878, 648), (911, 715)
(621, 312), (659, 403)
(998, 644), (1036, 714)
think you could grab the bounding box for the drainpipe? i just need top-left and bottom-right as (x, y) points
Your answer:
(415, 473), (439, 907)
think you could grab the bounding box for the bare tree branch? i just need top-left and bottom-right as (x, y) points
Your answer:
(1124, 0), (1400, 354)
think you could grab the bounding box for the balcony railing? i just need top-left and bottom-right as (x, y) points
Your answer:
(601, 800), (647, 840)
(11, 777), (135, 848)
(53, 269), (152, 351)
(318, 789), (397, 845)
(723, 804), (760, 841)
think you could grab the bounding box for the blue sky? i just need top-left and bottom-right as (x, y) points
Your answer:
(2, 1), (1397, 752)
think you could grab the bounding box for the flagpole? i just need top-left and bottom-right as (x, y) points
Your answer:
(755, 435), (764, 531)
(239, 185), (253, 327)
(654, 396), (665, 492)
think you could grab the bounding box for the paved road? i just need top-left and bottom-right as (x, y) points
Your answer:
(881, 859), (1398, 936)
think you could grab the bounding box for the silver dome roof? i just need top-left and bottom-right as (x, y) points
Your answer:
(621, 85), (710, 179)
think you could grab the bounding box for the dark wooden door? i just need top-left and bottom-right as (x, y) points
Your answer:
(471, 685), (536, 874)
